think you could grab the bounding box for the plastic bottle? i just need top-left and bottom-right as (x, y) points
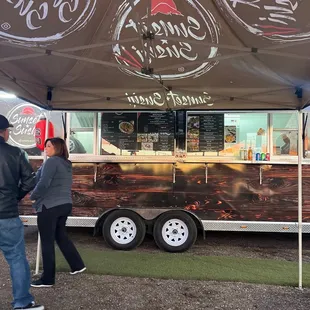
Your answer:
(244, 148), (248, 160)
(248, 147), (253, 161)
(240, 148), (245, 160)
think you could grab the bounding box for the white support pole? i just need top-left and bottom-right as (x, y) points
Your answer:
(66, 112), (71, 153)
(35, 111), (50, 275)
(34, 233), (41, 275)
(93, 112), (98, 155)
(298, 111), (303, 289)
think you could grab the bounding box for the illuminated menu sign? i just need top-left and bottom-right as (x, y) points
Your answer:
(101, 112), (175, 152)
(101, 113), (137, 151)
(137, 112), (174, 152)
(187, 114), (224, 152)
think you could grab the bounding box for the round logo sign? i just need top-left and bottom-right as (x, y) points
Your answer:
(6, 103), (42, 148)
(0, 0), (97, 46)
(111, 0), (220, 80)
(216, 0), (309, 42)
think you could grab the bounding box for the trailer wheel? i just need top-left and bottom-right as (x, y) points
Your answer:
(153, 211), (197, 253)
(102, 210), (146, 250)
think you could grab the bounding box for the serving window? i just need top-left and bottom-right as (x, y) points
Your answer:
(271, 113), (298, 156)
(69, 112), (94, 154)
(186, 112), (268, 158)
(0, 94), (306, 161)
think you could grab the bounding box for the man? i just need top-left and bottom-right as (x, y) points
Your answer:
(0, 114), (44, 310)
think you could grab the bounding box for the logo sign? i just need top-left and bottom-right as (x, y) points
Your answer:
(1, 0), (97, 46)
(6, 103), (42, 148)
(216, 0), (309, 42)
(111, 0), (220, 80)
(125, 90), (212, 107)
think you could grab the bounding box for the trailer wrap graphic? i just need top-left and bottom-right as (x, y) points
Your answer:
(19, 161), (310, 223)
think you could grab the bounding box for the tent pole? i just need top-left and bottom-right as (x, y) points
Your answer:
(35, 111), (50, 275)
(34, 233), (41, 275)
(298, 110), (303, 290)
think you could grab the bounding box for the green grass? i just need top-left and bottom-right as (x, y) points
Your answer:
(54, 247), (310, 287)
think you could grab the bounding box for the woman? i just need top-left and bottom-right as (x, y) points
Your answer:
(30, 138), (86, 288)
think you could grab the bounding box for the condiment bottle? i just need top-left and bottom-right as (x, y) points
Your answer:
(248, 147), (253, 161)
(244, 148), (248, 160)
(240, 148), (243, 160)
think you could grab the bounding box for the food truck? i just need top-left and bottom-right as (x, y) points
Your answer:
(1, 94), (309, 252)
(1, 1), (310, 255)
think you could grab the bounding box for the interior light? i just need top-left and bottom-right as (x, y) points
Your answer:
(0, 91), (17, 98)
(207, 103), (214, 106)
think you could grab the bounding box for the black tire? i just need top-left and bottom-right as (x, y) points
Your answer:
(153, 211), (197, 253)
(102, 210), (146, 250)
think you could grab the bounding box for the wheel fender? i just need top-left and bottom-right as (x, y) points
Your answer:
(185, 210), (206, 239)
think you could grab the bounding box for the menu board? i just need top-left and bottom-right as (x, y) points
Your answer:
(101, 113), (137, 150)
(187, 114), (224, 152)
(101, 112), (175, 152)
(137, 112), (175, 151)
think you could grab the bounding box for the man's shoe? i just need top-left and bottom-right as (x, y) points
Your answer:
(70, 267), (86, 275)
(14, 301), (44, 309)
(31, 279), (54, 288)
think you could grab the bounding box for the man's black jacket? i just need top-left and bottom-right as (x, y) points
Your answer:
(0, 136), (35, 219)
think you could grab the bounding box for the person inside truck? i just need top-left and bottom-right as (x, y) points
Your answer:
(281, 134), (290, 155)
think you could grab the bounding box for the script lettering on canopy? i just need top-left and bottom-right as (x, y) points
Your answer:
(111, 0), (220, 80)
(1, 0), (97, 45)
(217, 0), (309, 41)
(125, 91), (212, 108)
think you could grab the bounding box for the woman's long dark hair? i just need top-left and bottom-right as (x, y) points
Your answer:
(45, 137), (69, 159)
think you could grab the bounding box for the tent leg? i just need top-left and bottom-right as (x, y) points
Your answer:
(34, 232), (41, 275)
(298, 111), (303, 290)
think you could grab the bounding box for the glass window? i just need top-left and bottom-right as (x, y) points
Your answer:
(272, 113), (297, 156)
(303, 113), (310, 158)
(186, 112), (268, 158)
(69, 112), (94, 154)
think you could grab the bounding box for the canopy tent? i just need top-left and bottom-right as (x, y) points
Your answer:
(0, 0), (308, 289)
(1, 0), (310, 111)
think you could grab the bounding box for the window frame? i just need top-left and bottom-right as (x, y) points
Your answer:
(25, 110), (306, 162)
